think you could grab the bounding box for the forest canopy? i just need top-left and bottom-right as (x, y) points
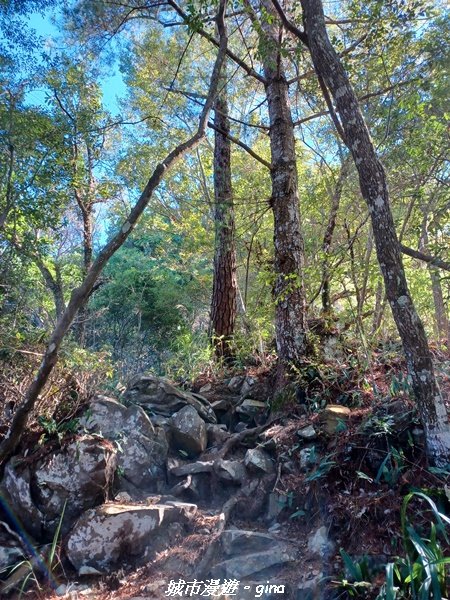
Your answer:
(0, 0), (449, 466)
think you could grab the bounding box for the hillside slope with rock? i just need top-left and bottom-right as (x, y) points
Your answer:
(0, 358), (449, 600)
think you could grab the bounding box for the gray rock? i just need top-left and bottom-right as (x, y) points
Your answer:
(236, 399), (267, 419)
(221, 530), (276, 557)
(244, 448), (275, 474)
(266, 492), (285, 522)
(211, 398), (232, 412)
(234, 421), (248, 433)
(169, 460), (214, 477)
(78, 566), (102, 576)
(80, 396), (168, 491)
(297, 425), (317, 440)
(114, 491), (132, 503)
(212, 546), (294, 579)
(148, 414), (169, 428)
(214, 459), (246, 483)
(237, 475), (276, 520)
(66, 502), (192, 573)
(35, 436), (117, 528)
(163, 500), (198, 517)
(206, 423), (230, 447)
(2, 436), (117, 539)
(308, 526), (334, 557)
(0, 522), (25, 571)
(125, 375), (217, 423)
(228, 376), (244, 393)
(240, 376), (257, 398)
(1, 462), (44, 539)
(299, 447), (316, 470)
(296, 574), (324, 600)
(170, 405), (207, 458)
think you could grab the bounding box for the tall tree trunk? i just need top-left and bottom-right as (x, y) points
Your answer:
(258, 0), (308, 382)
(295, 0), (450, 464)
(76, 201), (94, 346)
(82, 206), (93, 273)
(321, 158), (348, 313)
(371, 279), (385, 338)
(0, 91), (17, 231)
(420, 216), (449, 344)
(72, 142), (95, 346)
(210, 65), (237, 358)
(35, 259), (66, 323)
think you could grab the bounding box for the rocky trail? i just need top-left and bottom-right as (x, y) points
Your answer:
(0, 366), (448, 600)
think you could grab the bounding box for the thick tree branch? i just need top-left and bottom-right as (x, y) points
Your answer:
(270, 0), (308, 44)
(208, 122), (271, 169)
(317, 74), (347, 143)
(400, 245), (450, 272)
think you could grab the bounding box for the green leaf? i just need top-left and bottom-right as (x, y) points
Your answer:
(356, 470), (373, 483)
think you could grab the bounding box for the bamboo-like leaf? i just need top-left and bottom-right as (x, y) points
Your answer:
(385, 563), (397, 600)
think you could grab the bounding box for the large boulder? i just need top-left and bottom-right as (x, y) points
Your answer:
(212, 546), (294, 580)
(213, 459), (246, 484)
(1, 435), (117, 540)
(124, 375), (217, 423)
(221, 530), (276, 556)
(65, 501), (196, 573)
(170, 405), (207, 458)
(236, 475), (276, 520)
(79, 396), (168, 491)
(0, 462), (43, 540)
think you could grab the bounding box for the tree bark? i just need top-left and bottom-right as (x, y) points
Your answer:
(0, 0), (229, 468)
(283, 0), (450, 464)
(400, 244), (450, 273)
(370, 279), (385, 338)
(321, 158), (348, 313)
(34, 258), (66, 322)
(72, 144), (95, 346)
(0, 92), (17, 231)
(420, 216), (449, 344)
(210, 64), (237, 358)
(257, 0), (308, 382)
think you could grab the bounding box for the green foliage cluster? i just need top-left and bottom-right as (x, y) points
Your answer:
(339, 491), (450, 599)
(0, 0), (448, 387)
